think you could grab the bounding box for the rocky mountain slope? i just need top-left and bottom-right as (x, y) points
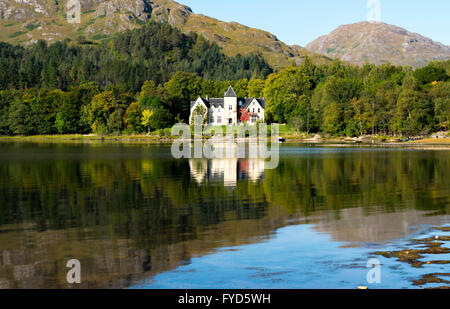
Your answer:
(0, 0), (331, 69)
(306, 21), (450, 68)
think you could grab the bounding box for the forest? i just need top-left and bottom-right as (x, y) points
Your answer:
(0, 21), (448, 137)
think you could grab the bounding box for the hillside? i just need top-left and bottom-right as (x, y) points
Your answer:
(306, 21), (450, 68)
(0, 0), (331, 69)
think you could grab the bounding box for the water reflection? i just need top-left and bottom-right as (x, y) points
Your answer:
(189, 158), (265, 188)
(0, 143), (448, 288)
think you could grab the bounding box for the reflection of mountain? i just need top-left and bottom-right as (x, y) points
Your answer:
(0, 205), (293, 289)
(0, 144), (449, 288)
(314, 208), (449, 244)
(189, 158), (265, 188)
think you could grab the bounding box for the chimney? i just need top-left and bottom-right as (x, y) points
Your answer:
(206, 95), (209, 101)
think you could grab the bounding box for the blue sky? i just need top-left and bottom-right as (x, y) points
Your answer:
(180, 0), (450, 46)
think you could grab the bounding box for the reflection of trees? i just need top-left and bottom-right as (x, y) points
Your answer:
(0, 148), (448, 231)
(264, 151), (450, 216)
(0, 145), (449, 288)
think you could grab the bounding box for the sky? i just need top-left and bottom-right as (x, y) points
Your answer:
(180, 0), (450, 47)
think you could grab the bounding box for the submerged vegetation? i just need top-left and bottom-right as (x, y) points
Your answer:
(374, 226), (450, 288)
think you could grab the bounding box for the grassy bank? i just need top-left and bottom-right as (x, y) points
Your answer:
(1, 133), (450, 147)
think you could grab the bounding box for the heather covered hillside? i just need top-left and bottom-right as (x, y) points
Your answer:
(0, 0), (331, 68)
(306, 22), (450, 68)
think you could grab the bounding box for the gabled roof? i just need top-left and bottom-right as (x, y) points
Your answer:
(242, 98), (265, 109)
(191, 95), (265, 110)
(208, 98), (225, 107)
(190, 97), (225, 109)
(224, 86), (237, 98)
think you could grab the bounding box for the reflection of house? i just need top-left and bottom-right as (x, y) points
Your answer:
(189, 86), (265, 125)
(189, 158), (265, 188)
(239, 159), (265, 181)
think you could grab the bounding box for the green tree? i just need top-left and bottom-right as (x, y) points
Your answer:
(264, 67), (312, 123)
(125, 102), (143, 133)
(7, 96), (28, 135)
(350, 98), (371, 136)
(191, 105), (207, 125)
(164, 72), (202, 121)
(233, 78), (248, 97)
(247, 79), (265, 98)
(83, 91), (132, 134)
(150, 108), (173, 130)
(141, 109), (154, 134)
(429, 81), (450, 130)
(394, 88), (434, 135)
(414, 64), (448, 86)
(323, 101), (343, 135)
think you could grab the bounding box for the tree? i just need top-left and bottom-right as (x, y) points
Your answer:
(247, 79), (265, 98)
(139, 96), (163, 110)
(139, 81), (159, 100)
(71, 82), (101, 133)
(0, 90), (16, 135)
(323, 102), (343, 135)
(55, 91), (82, 134)
(107, 109), (125, 134)
(264, 67), (312, 123)
(125, 102), (143, 133)
(289, 116), (304, 135)
(394, 88), (433, 136)
(233, 78), (248, 97)
(7, 96), (28, 135)
(141, 109), (154, 134)
(240, 108), (250, 124)
(429, 81), (450, 130)
(191, 105), (207, 125)
(83, 91), (132, 134)
(350, 98), (371, 136)
(414, 64), (448, 86)
(164, 72), (202, 121)
(150, 108), (173, 131)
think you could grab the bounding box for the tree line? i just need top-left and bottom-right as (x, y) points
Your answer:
(0, 20), (448, 136)
(265, 59), (449, 136)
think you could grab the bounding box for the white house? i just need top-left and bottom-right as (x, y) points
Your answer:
(189, 86), (265, 125)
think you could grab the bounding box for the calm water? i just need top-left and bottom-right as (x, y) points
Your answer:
(0, 142), (448, 289)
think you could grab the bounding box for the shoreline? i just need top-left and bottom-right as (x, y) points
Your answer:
(0, 135), (449, 147)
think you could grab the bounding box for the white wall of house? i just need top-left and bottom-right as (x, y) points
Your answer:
(247, 99), (265, 123)
(208, 106), (223, 126)
(190, 96), (264, 126)
(189, 98), (208, 125)
(224, 96), (238, 125)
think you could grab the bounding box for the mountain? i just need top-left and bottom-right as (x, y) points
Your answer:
(306, 21), (450, 68)
(0, 0), (331, 69)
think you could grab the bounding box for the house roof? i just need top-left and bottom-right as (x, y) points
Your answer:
(190, 97), (224, 109)
(242, 98), (265, 109)
(190, 96), (265, 110)
(224, 86), (237, 97)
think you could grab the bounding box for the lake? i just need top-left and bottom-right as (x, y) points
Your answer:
(0, 142), (448, 289)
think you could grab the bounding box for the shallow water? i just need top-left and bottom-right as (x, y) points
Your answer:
(0, 142), (448, 289)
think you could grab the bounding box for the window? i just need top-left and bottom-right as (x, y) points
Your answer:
(217, 117), (222, 123)
(229, 105), (233, 111)
(258, 108), (260, 113)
